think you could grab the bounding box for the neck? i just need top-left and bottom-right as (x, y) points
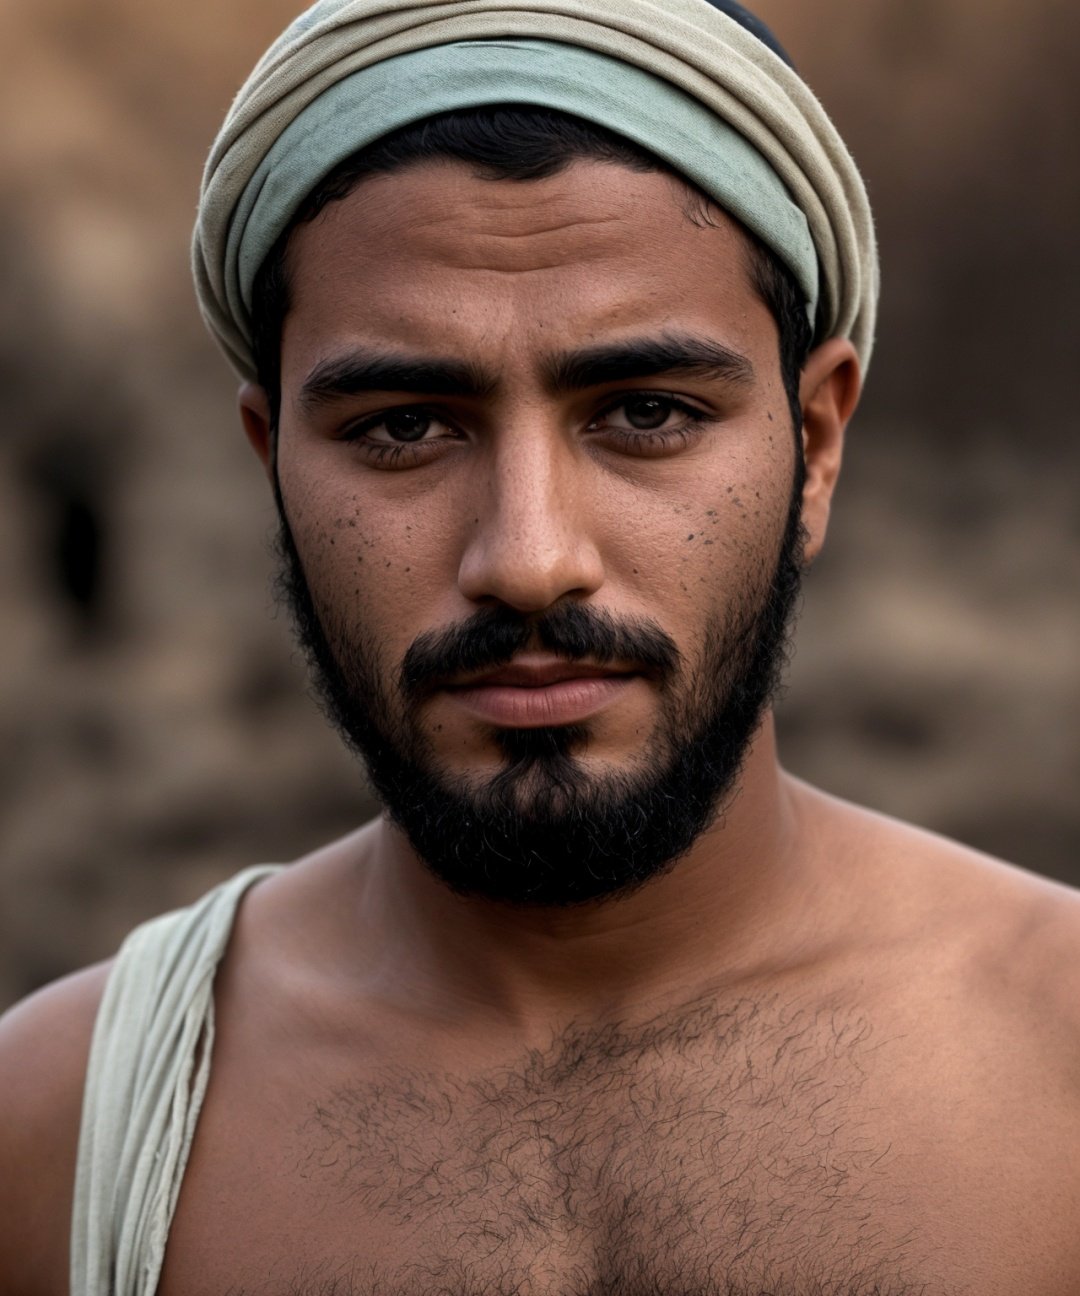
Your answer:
(350, 716), (826, 1035)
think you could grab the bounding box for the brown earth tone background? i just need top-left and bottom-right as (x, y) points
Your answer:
(1, 0), (1077, 1010)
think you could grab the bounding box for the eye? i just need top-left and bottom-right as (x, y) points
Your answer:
(587, 392), (711, 452)
(602, 394), (689, 431)
(344, 406), (456, 445)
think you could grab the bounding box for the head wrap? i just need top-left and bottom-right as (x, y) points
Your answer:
(194, 0), (878, 381)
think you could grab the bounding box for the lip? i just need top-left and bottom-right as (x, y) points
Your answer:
(443, 657), (638, 728)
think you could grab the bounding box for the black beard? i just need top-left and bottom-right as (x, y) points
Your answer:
(273, 483), (806, 909)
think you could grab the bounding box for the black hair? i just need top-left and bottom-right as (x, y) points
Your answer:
(701, 0), (796, 68)
(250, 106), (814, 443)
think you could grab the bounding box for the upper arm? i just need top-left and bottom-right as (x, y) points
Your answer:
(0, 963), (112, 1296)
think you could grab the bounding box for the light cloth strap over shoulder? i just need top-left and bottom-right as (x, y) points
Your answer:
(193, 0), (878, 380)
(69, 865), (281, 1296)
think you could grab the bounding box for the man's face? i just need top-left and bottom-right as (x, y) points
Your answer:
(268, 159), (807, 905)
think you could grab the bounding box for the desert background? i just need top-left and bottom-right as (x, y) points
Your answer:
(1, 0), (1077, 1009)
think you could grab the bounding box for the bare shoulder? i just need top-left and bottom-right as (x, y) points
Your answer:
(799, 785), (1080, 1269)
(810, 779), (1080, 1055)
(877, 801), (1080, 997)
(0, 962), (112, 1296)
(953, 841), (1080, 1066)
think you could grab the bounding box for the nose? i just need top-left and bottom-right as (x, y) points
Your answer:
(456, 420), (605, 614)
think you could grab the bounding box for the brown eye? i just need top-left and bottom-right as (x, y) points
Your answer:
(622, 395), (673, 429)
(381, 410), (432, 442)
(587, 392), (709, 452)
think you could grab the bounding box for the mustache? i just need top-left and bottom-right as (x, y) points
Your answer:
(400, 602), (681, 703)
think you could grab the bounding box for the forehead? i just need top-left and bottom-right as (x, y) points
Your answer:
(280, 159), (769, 379)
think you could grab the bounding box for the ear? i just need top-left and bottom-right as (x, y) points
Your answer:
(238, 382), (275, 479)
(797, 338), (861, 564)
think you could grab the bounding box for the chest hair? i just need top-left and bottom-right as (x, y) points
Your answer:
(273, 993), (949, 1296)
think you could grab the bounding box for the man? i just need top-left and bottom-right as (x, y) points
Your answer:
(2, 0), (1079, 1292)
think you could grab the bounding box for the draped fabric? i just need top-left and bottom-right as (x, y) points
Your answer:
(69, 867), (281, 1295)
(192, 0), (878, 380)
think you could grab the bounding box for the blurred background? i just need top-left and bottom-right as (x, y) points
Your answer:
(1, 0), (1077, 1009)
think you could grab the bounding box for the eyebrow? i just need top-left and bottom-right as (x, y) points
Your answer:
(544, 333), (755, 394)
(296, 331), (754, 414)
(297, 350), (496, 413)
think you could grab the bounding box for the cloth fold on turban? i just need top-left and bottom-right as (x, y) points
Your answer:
(193, 0), (878, 381)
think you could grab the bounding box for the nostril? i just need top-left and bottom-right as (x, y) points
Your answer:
(457, 521), (605, 614)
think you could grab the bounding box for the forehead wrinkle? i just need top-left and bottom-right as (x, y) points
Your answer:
(283, 170), (768, 402)
(462, 214), (628, 239)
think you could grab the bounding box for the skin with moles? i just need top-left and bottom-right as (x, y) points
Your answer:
(268, 160), (821, 792)
(1, 159), (1079, 1296)
(247, 158), (852, 1015)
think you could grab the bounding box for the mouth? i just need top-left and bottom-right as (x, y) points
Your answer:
(442, 656), (640, 728)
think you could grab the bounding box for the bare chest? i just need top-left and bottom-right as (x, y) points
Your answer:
(159, 996), (1022, 1296)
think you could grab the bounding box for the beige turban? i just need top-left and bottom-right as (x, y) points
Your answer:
(193, 0), (878, 381)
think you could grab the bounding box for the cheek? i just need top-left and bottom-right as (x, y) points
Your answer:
(601, 432), (796, 625)
(280, 466), (409, 648)
(279, 457), (453, 672)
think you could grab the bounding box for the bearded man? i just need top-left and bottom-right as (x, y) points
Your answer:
(2, 1), (1079, 1293)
